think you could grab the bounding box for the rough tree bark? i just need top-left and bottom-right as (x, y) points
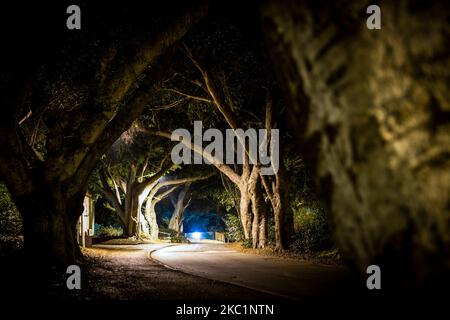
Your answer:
(261, 0), (450, 288)
(168, 183), (191, 234)
(144, 186), (177, 240)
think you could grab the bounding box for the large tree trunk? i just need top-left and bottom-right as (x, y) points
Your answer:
(126, 190), (140, 238)
(66, 189), (87, 259)
(144, 185), (178, 240)
(20, 201), (75, 266)
(169, 184), (190, 234)
(261, 0), (450, 289)
(12, 180), (86, 267)
(125, 185), (152, 238)
(144, 197), (159, 241)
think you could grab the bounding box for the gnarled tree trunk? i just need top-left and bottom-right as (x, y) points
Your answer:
(143, 186), (177, 240)
(169, 183), (191, 234)
(10, 177), (86, 266)
(261, 0), (450, 288)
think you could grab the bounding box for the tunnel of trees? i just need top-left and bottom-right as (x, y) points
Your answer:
(0, 0), (449, 294)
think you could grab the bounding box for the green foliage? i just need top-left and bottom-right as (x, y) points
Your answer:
(285, 150), (335, 253)
(94, 224), (123, 237)
(224, 214), (244, 242)
(290, 200), (333, 253)
(212, 189), (238, 214)
(266, 217), (276, 246)
(0, 183), (22, 236)
(241, 238), (253, 249)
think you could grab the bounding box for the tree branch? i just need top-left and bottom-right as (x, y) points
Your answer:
(47, 3), (208, 190)
(153, 186), (178, 202)
(167, 88), (212, 104)
(148, 97), (191, 110)
(97, 1), (209, 105)
(136, 161), (176, 195)
(181, 43), (239, 129)
(152, 130), (242, 186)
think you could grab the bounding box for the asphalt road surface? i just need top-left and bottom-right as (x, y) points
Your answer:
(82, 243), (277, 300)
(151, 242), (352, 301)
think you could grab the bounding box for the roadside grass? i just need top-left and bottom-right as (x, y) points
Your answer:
(92, 236), (161, 245)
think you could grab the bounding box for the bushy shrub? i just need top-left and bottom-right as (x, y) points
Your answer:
(0, 183), (22, 236)
(170, 234), (190, 243)
(95, 224), (123, 237)
(160, 216), (170, 229)
(290, 203), (333, 253)
(266, 217), (276, 246)
(224, 214), (244, 242)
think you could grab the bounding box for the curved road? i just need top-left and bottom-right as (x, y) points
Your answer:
(85, 243), (276, 300)
(151, 242), (352, 301)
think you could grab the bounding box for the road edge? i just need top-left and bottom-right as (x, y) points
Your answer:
(148, 245), (299, 301)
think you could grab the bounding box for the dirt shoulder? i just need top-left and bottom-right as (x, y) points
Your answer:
(226, 242), (343, 266)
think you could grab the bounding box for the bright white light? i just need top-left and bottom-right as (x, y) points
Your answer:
(192, 232), (202, 240)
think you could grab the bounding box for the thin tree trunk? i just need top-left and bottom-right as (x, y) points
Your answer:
(239, 187), (252, 240)
(249, 166), (267, 248)
(258, 208), (267, 248)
